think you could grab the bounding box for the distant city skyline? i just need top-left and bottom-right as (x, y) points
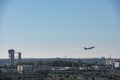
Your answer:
(0, 0), (120, 58)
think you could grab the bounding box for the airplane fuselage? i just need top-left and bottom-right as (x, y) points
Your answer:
(84, 46), (95, 50)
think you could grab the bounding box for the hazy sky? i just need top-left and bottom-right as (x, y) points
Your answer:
(0, 0), (120, 58)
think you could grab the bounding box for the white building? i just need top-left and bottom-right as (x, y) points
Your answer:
(113, 61), (120, 68)
(106, 58), (114, 66)
(17, 65), (33, 74)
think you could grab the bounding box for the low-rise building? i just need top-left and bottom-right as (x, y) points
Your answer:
(17, 65), (33, 74)
(0, 68), (17, 73)
(106, 58), (114, 66)
(113, 61), (120, 68)
(79, 66), (91, 70)
(92, 65), (102, 70)
(35, 65), (52, 72)
(52, 67), (65, 71)
(52, 67), (79, 71)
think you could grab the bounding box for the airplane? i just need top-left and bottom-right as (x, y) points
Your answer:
(84, 46), (95, 50)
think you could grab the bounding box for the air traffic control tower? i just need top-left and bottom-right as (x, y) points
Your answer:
(8, 49), (22, 66)
(18, 52), (21, 64)
(8, 49), (15, 66)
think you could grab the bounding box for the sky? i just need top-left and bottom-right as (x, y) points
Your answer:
(0, 0), (120, 58)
